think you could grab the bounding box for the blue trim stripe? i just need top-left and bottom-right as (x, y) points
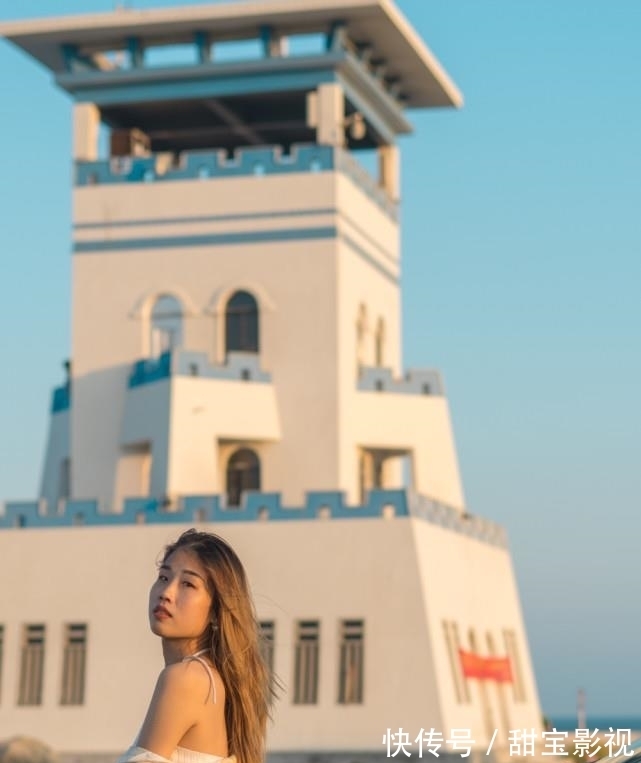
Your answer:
(73, 226), (397, 282)
(74, 141), (398, 222)
(340, 232), (399, 285)
(0, 491), (408, 529)
(74, 209), (397, 266)
(339, 212), (398, 267)
(74, 207), (337, 230)
(74, 226), (338, 254)
(76, 143), (335, 185)
(0, 490), (509, 547)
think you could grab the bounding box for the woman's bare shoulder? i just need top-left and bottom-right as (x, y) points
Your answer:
(138, 662), (217, 752)
(159, 657), (226, 705)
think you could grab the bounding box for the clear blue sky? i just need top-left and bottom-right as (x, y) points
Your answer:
(1, 0), (640, 719)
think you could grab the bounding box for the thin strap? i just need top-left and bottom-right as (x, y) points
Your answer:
(182, 651), (217, 704)
(118, 745), (173, 763)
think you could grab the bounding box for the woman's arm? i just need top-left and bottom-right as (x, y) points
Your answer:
(136, 661), (211, 757)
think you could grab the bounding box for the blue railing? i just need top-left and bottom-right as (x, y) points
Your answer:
(51, 383), (71, 413)
(129, 352), (172, 387)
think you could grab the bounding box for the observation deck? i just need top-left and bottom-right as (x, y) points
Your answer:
(0, 0), (461, 157)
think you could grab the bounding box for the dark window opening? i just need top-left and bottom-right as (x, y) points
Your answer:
(226, 448), (260, 507)
(225, 291), (259, 353)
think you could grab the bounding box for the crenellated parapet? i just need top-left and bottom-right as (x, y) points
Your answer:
(335, 149), (399, 219)
(128, 350), (271, 388)
(76, 143), (398, 219)
(0, 489), (507, 548)
(358, 366), (445, 396)
(76, 144), (335, 186)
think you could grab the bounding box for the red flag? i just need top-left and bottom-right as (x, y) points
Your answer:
(459, 650), (513, 683)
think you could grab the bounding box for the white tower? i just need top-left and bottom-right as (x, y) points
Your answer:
(4, 0), (467, 514)
(0, 3), (544, 759)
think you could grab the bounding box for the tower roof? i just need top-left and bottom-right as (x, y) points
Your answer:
(0, 0), (462, 109)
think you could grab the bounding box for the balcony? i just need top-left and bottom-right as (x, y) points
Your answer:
(123, 349), (279, 448)
(358, 366), (444, 396)
(76, 144), (398, 221)
(129, 350), (271, 388)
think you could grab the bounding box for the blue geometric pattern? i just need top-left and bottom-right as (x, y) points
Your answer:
(0, 490), (508, 548)
(75, 144), (397, 221)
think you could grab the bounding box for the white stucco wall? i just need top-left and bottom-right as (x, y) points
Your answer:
(65, 164), (459, 510)
(70, 171), (340, 507)
(0, 517), (541, 755)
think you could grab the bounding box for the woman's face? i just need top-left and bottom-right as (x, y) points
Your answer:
(148, 547), (213, 642)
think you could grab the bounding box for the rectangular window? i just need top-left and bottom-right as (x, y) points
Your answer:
(453, 622), (471, 702)
(338, 619), (364, 704)
(18, 624), (46, 706)
(293, 620), (319, 705)
(59, 457), (71, 500)
(61, 623), (88, 705)
(503, 628), (526, 702)
(443, 620), (471, 703)
(0, 624), (4, 704)
(259, 620), (275, 676)
(443, 620), (463, 703)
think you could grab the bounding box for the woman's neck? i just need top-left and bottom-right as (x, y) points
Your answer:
(161, 639), (209, 665)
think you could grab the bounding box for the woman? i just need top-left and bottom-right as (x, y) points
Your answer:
(117, 529), (276, 763)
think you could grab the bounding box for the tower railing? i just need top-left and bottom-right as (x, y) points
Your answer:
(75, 143), (399, 220)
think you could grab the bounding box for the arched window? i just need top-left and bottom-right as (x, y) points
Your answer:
(150, 295), (183, 357)
(226, 448), (261, 507)
(375, 317), (385, 367)
(225, 291), (259, 353)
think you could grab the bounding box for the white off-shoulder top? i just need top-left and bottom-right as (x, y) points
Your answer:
(116, 747), (232, 763)
(116, 650), (233, 763)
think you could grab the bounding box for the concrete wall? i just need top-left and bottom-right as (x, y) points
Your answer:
(70, 168), (340, 507)
(61, 156), (465, 511)
(0, 516), (540, 756)
(413, 520), (543, 750)
(350, 392), (465, 508)
(167, 376), (281, 497)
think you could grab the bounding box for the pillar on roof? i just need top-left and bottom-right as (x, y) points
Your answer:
(73, 103), (100, 161)
(378, 144), (400, 202)
(307, 82), (345, 148)
(260, 25), (288, 57)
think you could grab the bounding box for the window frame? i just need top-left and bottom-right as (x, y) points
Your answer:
(337, 619), (364, 704)
(60, 622), (88, 706)
(293, 620), (320, 705)
(18, 623), (46, 706)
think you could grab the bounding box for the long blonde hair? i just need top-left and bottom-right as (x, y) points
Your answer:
(160, 529), (278, 763)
